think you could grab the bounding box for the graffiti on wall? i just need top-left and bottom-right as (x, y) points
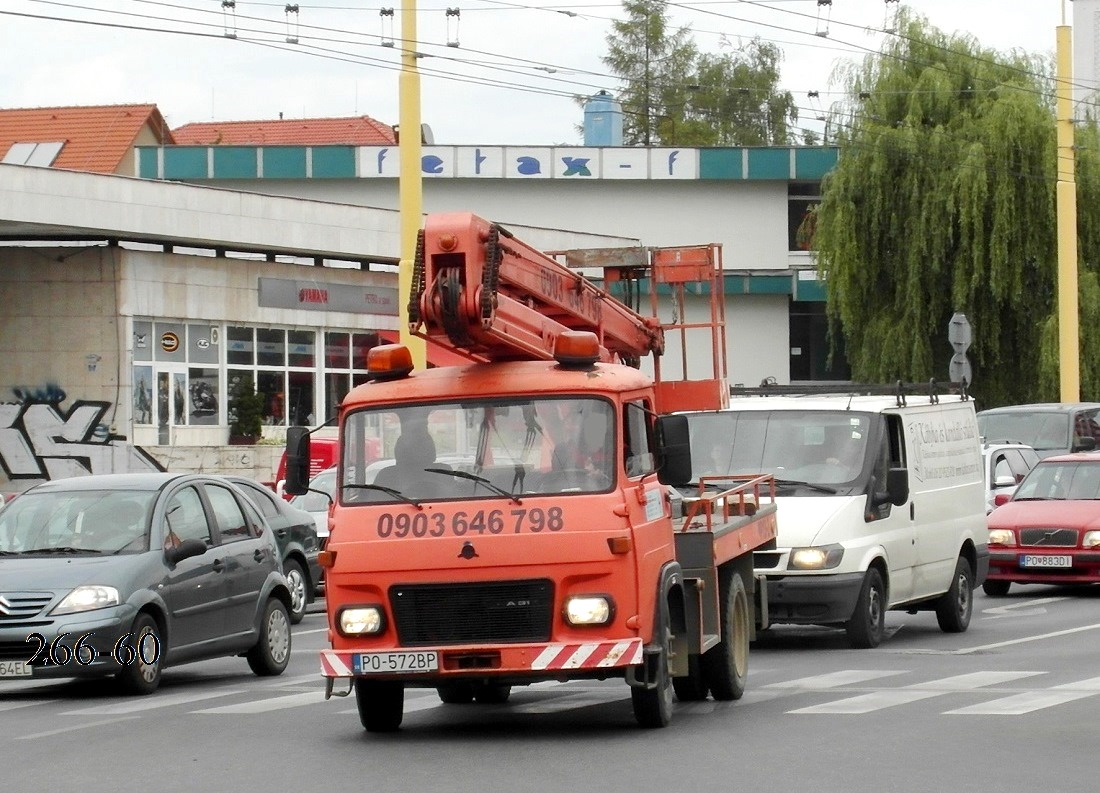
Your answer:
(1, 386), (164, 483)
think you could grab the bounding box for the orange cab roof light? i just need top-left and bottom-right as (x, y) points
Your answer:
(367, 344), (415, 381)
(554, 331), (601, 368)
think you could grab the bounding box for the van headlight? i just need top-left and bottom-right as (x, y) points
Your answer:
(51, 586), (120, 615)
(338, 606), (385, 635)
(564, 596), (613, 625)
(988, 529), (1016, 546)
(788, 544), (844, 570)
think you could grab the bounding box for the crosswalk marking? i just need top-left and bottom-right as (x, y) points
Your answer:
(762, 670), (904, 689)
(0, 698), (58, 712)
(194, 691), (330, 714)
(62, 688), (249, 715)
(946, 690), (1100, 715)
(789, 671), (1046, 714)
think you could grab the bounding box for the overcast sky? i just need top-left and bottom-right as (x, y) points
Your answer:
(0, 1), (1071, 145)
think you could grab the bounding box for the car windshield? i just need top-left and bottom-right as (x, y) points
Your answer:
(340, 397), (616, 503)
(1014, 460), (1100, 501)
(978, 412), (1070, 452)
(0, 489), (155, 554)
(291, 470), (337, 512)
(683, 409), (873, 490)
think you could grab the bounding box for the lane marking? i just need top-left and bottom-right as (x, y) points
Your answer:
(18, 716), (140, 739)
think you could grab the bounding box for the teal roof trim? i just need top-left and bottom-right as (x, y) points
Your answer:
(213, 147), (257, 179)
(262, 147), (307, 178)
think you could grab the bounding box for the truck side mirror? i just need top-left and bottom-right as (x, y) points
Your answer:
(284, 426), (312, 496)
(655, 414), (692, 486)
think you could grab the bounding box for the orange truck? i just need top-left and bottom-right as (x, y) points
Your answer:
(283, 212), (778, 731)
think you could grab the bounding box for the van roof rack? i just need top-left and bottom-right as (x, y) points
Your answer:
(730, 379), (970, 407)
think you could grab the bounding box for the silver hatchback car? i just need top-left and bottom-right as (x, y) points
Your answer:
(0, 473), (293, 694)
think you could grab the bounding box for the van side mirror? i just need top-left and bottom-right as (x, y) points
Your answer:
(655, 415), (692, 486)
(284, 426), (312, 496)
(884, 467), (909, 506)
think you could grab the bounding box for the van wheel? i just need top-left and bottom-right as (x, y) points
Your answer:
(983, 579), (1011, 597)
(846, 568), (886, 649)
(631, 611), (674, 728)
(356, 679), (404, 732)
(702, 570), (749, 700)
(935, 556), (974, 633)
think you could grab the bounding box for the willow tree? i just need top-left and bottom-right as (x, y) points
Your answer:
(812, 11), (1100, 407)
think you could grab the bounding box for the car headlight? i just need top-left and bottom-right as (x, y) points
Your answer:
(338, 606), (385, 636)
(564, 596), (613, 626)
(50, 585), (120, 615)
(788, 544), (844, 570)
(1084, 531), (1100, 548)
(988, 529), (1016, 546)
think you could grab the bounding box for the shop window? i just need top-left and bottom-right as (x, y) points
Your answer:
(133, 321), (152, 362)
(173, 373), (187, 426)
(325, 372), (350, 422)
(288, 371), (315, 426)
(257, 328), (285, 367)
(188, 324), (219, 364)
(326, 331), (350, 368)
(788, 183), (820, 252)
(187, 367), (220, 425)
(227, 326), (254, 366)
(288, 330), (315, 367)
(134, 365), (153, 425)
(154, 321), (186, 363)
(257, 370), (285, 426)
(352, 332), (380, 370)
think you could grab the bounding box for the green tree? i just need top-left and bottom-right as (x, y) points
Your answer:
(600, 1), (797, 146)
(811, 10), (1100, 407)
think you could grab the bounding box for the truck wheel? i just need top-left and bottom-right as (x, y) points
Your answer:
(672, 656), (709, 701)
(935, 556), (973, 633)
(631, 611), (674, 728)
(983, 579), (1011, 597)
(474, 683), (512, 704)
(355, 678), (404, 732)
(702, 570), (749, 701)
(437, 682), (475, 704)
(845, 567), (886, 649)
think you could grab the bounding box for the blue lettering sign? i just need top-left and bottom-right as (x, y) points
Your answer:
(475, 148), (487, 175)
(516, 156), (542, 175)
(561, 157), (592, 177)
(422, 155), (444, 174)
(667, 150), (680, 175)
(376, 148), (389, 174)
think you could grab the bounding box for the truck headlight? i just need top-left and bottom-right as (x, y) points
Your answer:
(564, 596), (613, 626)
(338, 606), (385, 635)
(51, 586), (120, 615)
(788, 544), (844, 570)
(988, 529), (1016, 546)
(1084, 531), (1100, 548)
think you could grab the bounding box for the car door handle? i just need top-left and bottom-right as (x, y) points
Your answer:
(254, 549), (265, 562)
(212, 558), (224, 572)
(276, 529), (287, 538)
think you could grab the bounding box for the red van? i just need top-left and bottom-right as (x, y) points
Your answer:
(272, 436), (340, 499)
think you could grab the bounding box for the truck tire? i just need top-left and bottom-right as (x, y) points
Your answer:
(935, 555), (974, 633)
(672, 656), (709, 702)
(702, 570), (749, 701)
(437, 682), (475, 704)
(631, 611), (674, 728)
(355, 678), (404, 732)
(845, 567), (886, 649)
(474, 683), (512, 704)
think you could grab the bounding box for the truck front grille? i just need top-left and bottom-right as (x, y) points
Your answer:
(390, 579), (554, 647)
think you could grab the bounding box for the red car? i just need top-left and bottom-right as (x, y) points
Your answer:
(985, 452), (1100, 595)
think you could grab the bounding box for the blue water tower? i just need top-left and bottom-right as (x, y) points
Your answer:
(583, 90), (623, 147)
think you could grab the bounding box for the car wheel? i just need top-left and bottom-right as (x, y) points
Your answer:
(356, 678), (404, 732)
(846, 567), (886, 649)
(983, 579), (1011, 597)
(437, 682), (476, 704)
(702, 569), (749, 701)
(935, 555), (974, 633)
(283, 559), (309, 625)
(631, 608), (674, 728)
(116, 613), (163, 696)
(246, 598), (291, 676)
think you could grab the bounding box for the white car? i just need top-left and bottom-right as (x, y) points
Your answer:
(288, 466), (337, 545)
(982, 441), (1040, 513)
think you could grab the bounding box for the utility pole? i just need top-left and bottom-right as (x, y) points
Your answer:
(1056, 5), (1080, 400)
(399, 0), (427, 369)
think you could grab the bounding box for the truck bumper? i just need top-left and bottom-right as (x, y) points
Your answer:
(763, 572), (865, 626)
(320, 638), (643, 682)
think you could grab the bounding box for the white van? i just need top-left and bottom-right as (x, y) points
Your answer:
(680, 389), (988, 648)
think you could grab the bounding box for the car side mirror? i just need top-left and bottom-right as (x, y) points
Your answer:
(1073, 436), (1096, 453)
(993, 492), (1013, 507)
(165, 537), (207, 565)
(993, 474), (1016, 488)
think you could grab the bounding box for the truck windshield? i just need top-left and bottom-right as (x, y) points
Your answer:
(340, 397), (616, 503)
(684, 410), (873, 491)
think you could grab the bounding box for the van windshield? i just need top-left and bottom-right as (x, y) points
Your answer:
(684, 410), (874, 493)
(977, 412), (1070, 453)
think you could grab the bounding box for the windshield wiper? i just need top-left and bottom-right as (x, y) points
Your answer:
(774, 478), (839, 494)
(343, 483), (422, 508)
(24, 546), (104, 555)
(424, 467), (522, 504)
